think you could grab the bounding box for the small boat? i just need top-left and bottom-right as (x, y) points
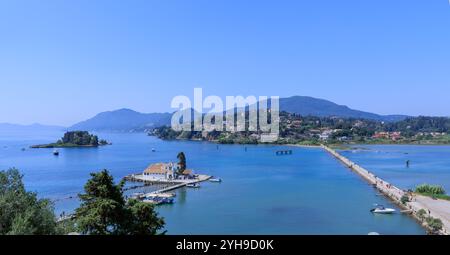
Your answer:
(147, 193), (176, 198)
(53, 149), (59, 156)
(186, 183), (201, 188)
(371, 205), (396, 214)
(210, 178), (222, 183)
(152, 148), (156, 152)
(143, 197), (174, 205)
(160, 198), (174, 204)
(130, 192), (145, 199)
(142, 199), (162, 205)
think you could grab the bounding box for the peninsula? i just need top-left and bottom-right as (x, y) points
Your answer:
(31, 131), (109, 148)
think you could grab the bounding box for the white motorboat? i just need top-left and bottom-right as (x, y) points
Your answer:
(146, 193), (176, 198)
(186, 183), (201, 188)
(210, 178), (222, 183)
(371, 205), (396, 214)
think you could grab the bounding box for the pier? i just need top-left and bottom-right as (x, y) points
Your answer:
(57, 174), (212, 223)
(276, 150), (293, 155)
(322, 145), (450, 235)
(124, 174), (211, 195)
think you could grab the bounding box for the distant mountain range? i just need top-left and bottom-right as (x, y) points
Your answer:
(67, 96), (410, 132)
(69, 109), (172, 132)
(0, 123), (65, 132)
(279, 96), (409, 122)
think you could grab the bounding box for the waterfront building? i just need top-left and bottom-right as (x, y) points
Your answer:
(142, 163), (177, 181)
(177, 169), (195, 180)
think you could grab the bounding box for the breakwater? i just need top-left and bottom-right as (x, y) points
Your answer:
(322, 145), (450, 235)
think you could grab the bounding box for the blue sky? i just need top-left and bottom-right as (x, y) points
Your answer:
(0, 0), (449, 126)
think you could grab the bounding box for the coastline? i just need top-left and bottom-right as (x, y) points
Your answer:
(286, 144), (321, 148)
(154, 136), (450, 147)
(3, 132), (439, 235)
(322, 144), (450, 235)
(30, 144), (104, 148)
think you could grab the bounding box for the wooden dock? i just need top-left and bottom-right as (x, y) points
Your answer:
(125, 174), (212, 197)
(322, 145), (450, 235)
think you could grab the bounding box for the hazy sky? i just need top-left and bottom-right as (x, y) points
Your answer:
(1, 0), (449, 126)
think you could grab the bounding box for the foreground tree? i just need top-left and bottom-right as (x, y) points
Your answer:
(126, 199), (166, 235)
(75, 170), (165, 235)
(0, 168), (60, 235)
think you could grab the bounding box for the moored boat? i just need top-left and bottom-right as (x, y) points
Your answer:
(53, 149), (59, 156)
(371, 205), (396, 214)
(146, 193), (176, 198)
(160, 197), (174, 204)
(143, 197), (174, 205)
(210, 178), (222, 183)
(142, 198), (162, 205)
(187, 183), (201, 188)
(130, 192), (145, 199)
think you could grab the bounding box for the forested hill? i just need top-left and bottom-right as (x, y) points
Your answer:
(68, 96), (410, 132)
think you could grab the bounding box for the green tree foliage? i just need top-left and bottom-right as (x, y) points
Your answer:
(177, 152), (187, 173)
(151, 113), (450, 145)
(415, 184), (446, 195)
(90, 135), (99, 146)
(126, 199), (166, 235)
(401, 195), (410, 205)
(62, 131), (100, 146)
(416, 209), (427, 222)
(75, 170), (165, 235)
(426, 217), (443, 234)
(386, 116), (450, 133)
(0, 168), (60, 235)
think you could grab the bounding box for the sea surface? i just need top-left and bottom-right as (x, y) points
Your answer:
(0, 131), (428, 235)
(340, 145), (450, 193)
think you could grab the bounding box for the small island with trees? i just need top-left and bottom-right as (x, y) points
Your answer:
(31, 131), (110, 148)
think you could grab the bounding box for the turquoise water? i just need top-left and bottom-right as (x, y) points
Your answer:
(340, 145), (450, 193)
(0, 131), (425, 235)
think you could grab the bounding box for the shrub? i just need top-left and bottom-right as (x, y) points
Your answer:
(426, 217), (443, 234)
(415, 184), (446, 195)
(401, 195), (410, 205)
(416, 209), (427, 222)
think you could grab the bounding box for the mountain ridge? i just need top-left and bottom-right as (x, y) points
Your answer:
(279, 96), (408, 122)
(68, 96), (411, 132)
(0, 123), (65, 131)
(68, 108), (172, 132)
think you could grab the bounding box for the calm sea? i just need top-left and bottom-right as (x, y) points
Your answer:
(0, 131), (426, 235)
(340, 145), (450, 193)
